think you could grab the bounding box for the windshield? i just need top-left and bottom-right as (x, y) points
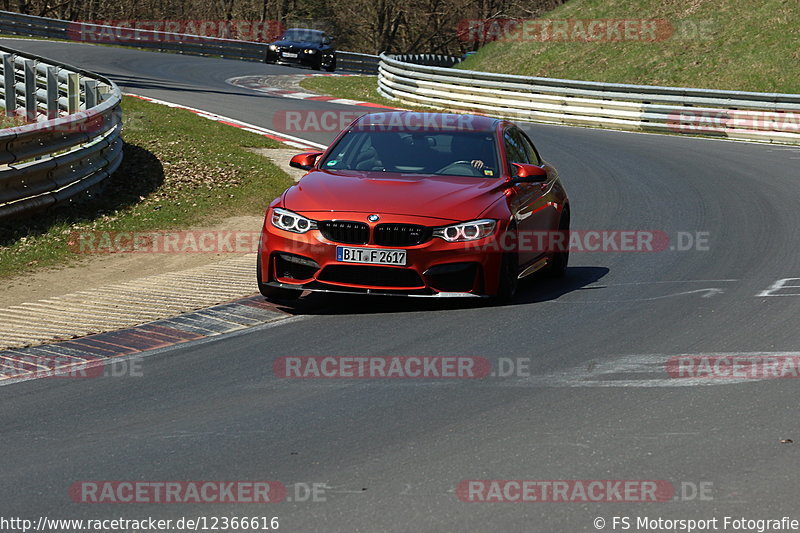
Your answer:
(320, 130), (499, 177)
(280, 29), (324, 43)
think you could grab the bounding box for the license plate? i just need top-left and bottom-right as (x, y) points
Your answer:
(282, 52), (298, 58)
(336, 247), (407, 266)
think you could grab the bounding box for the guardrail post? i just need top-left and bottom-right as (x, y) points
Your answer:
(23, 59), (36, 122)
(46, 66), (59, 119)
(67, 72), (79, 113)
(84, 79), (98, 108)
(2, 53), (15, 117)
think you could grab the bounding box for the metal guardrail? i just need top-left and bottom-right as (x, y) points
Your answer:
(0, 44), (122, 219)
(0, 10), (380, 74)
(378, 54), (800, 145)
(335, 51), (379, 74)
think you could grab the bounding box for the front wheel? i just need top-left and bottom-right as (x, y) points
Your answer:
(324, 56), (336, 72)
(257, 252), (302, 301)
(491, 251), (519, 304)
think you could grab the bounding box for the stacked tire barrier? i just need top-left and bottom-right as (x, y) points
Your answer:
(378, 54), (800, 145)
(0, 10), (380, 74)
(0, 44), (122, 219)
(389, 54), (461, 68)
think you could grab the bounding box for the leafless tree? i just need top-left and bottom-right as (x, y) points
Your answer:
(4, 0), (564, 54)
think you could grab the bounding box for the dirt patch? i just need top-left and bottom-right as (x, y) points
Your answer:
(0, 215), (264, 308)
(249, 147), (310, 182)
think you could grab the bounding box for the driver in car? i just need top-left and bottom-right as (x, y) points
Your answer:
(450, 134), (492, 171)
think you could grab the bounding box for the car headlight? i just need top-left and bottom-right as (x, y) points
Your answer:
(271, 208), (318, 234)
(269, 45), (278, 51)
(304, 48), (317, 54)
(433, 219), (496, 242)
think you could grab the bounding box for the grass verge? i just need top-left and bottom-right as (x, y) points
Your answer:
(458, 0), (800, 93)
(0, 95), (291, 278)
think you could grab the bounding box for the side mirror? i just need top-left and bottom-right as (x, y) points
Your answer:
(508, 163), (547, 185)
(289, 151), (323, 171)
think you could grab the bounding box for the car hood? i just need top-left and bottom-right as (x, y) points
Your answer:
(283, 170), (503, 222)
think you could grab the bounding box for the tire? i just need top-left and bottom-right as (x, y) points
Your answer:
(257, 252), (302, 301)
(312, 56), (322, 70)
(324, 57), (336, 72)
(491, 222), (519, 303)
(544, 209), (570, 278)
(492, 251), (519, 304)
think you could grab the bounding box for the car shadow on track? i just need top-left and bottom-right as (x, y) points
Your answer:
(271, 266), (609, 316)
(513, 266), (609, 305)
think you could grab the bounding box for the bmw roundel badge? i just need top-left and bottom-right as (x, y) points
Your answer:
(368, 214), (380, 222)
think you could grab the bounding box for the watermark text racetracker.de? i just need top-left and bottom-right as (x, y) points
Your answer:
(1, 356), (142, 379)
(667, 355), (800, 380)
(274, 356), (491, 379)
(68, 230), (710, 254)
(455, 18), (715, 43)
(67, 19), (284, 43)
(465, 230), (709, 254)
(68, 230), (260, 254)
(69, 480), (327, 504)
(273, 110), (481, 133)
(668, 110), (800, 135)
(456, 480), (712, 502)
(273, 356), (533, 379)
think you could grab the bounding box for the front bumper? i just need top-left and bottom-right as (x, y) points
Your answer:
(259, 213), (506, 297)
(266, 50), (319, 67)
(263, 281), (487, 298)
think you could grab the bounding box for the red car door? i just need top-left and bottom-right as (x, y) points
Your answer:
(503, 127), (559, 270)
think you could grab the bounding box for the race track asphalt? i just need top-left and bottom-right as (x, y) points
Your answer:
(2, 38), (800, 531)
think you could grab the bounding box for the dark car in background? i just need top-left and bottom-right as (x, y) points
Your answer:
(266, 28), (336, 71)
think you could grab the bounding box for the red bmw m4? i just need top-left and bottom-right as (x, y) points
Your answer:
(257, 111), (570, 302)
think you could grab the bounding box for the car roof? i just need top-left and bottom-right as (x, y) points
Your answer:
(351, 112), (500, 133)
(284, 28), (325, 34)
